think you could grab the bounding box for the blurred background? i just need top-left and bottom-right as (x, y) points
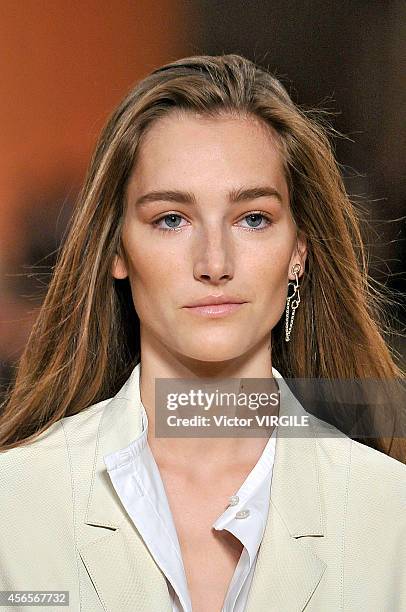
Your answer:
(1, 1), (405, 400)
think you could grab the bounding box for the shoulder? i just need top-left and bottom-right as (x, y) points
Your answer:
(0, 397), (111, 487)
(347, 437), (406, 516)
(0, 396), (112, 565)
(0, 398), (113, 592)
(309, 412), (406, 519)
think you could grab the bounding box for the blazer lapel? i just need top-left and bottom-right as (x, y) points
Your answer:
(77, 362), (173, 612)
(77, 362), (328, 611)
(246, 373), (327, 611)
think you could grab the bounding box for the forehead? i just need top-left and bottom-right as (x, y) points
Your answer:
(142, 109), (280, 142)
(127, 110), (287, 194)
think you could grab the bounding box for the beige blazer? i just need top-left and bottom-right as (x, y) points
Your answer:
(1, 363), (405, 611)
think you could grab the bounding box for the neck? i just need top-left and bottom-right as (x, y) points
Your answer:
(137, 332), (279, 475)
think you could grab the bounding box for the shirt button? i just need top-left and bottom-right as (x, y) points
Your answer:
(228, 495), (239, 506)
(235, 509), (250, 519)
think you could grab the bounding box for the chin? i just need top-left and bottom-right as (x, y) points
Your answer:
(176, 338), (246, 363)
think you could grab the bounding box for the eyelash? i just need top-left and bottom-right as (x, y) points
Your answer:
(152, 211), (273, 233)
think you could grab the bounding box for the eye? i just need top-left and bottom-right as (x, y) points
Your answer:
(153, 213), (187, 231)
(152, 211), (273, 232)
(238, 212), (272, 231)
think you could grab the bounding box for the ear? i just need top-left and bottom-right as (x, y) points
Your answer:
(288, 231), (307, 280)
(111, 252), (128, 280)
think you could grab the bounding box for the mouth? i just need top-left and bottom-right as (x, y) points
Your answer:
(182, 303), (247, 317)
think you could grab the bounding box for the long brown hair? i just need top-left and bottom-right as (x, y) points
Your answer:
(1, 54), (404, 460)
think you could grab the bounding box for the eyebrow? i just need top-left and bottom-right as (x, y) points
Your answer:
(134, 185), (283, 208)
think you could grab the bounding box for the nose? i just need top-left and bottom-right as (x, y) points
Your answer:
(193, 226), (234, 284)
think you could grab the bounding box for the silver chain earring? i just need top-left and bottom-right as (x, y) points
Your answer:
(285, 263), (301, 342)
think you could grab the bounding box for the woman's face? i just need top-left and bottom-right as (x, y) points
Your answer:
(113, 111), (306, 362)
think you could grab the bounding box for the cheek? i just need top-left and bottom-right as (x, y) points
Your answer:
(260, 268), (289, 309)
(242, 238), (292, 286)
(122, 230), (159, 280)
(124, 241), (181, 314)
(243, 246), (291, 318)
(122, 221), (183, 275)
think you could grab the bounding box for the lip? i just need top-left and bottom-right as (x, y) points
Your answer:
(183, 302), (247, 318)
(184, 294), (247, 308)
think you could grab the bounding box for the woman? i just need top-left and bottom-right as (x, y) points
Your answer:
(0, 54), (405, 611)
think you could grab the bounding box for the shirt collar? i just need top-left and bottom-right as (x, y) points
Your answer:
(103, 402), (192, 611)
(104, 365), (283, 470)
(211, 427), (277, 567)
(104, 372), (279, 570)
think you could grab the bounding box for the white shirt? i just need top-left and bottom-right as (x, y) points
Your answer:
(103, 370), (281, 612)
